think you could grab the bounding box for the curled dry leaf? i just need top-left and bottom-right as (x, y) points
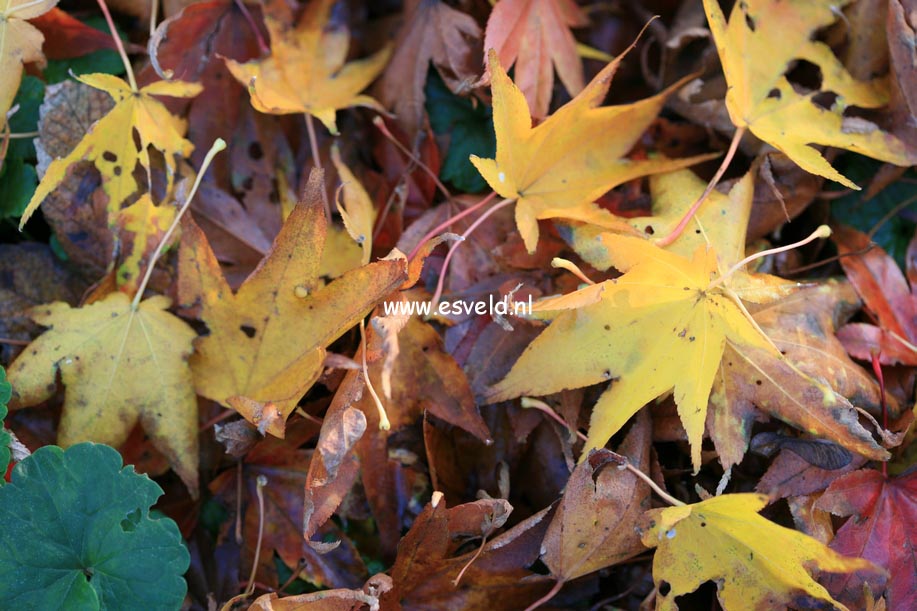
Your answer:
(541, 411), (653, 584)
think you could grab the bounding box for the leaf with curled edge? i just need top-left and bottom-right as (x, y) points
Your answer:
(224, 0), (391, 134)
(702, 0), (912, 188)
(540, 411), (652, 583)
(178, 171), (407, 437)
(640, 492), (883, 611)
(0, 0), (59, 122)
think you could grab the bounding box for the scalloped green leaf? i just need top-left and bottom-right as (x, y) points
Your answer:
(0, 367), (10, 478)
(0, 442), (189, 609)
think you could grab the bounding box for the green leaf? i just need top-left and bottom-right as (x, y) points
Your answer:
(831, 155), (917, 268)
(0, 367), (10, 479)
(0, 443), (189, 610)
(5, 75), (43, 160)
(425, 69), (496, 193)
(0, 157), (38, 219)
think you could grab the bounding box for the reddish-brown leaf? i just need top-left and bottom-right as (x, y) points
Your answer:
(817, 468), (917, 609)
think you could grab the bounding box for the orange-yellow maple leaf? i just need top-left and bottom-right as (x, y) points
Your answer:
(703, 0), (912, 188)
(225, 0), (391, 134)
(482, 0), (587, 119)
(470, 49), (714, 254)
(178, 172), (406, 437)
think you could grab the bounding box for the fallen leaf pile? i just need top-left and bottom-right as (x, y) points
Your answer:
(2, 0), (917, 609)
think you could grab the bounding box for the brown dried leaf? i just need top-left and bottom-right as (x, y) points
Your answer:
(541, 411), (652, 582)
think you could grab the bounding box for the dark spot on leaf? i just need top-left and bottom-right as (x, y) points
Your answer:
(103, 151), (117, 162)
(113, 166), (121, 176)
(756, 379), (762, 385)
(240, 325), (256, 338)
(248, 142), (264, 160)
(644, 225), (655, 235)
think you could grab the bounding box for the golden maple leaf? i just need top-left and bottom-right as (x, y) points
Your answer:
(489, 230), (780, 471)
(703, 0), (912, 188)
(225, 0), (391, 134)
(470, 49), (714, 254)
(640, 493), (881, 610)
(178, 172), (406, 437)
(6, 292), (199, 493)
(0, 0), (58, 124)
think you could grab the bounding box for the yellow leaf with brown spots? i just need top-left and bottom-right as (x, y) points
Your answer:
(6, 292), (199, 493)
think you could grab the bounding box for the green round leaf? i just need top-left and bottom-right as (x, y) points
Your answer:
(0, 443), (189, 610)
(0, 366), (10, 476)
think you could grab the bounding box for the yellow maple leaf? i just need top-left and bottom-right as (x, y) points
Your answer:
(20, 74), (201, 226)
(640, 493), (881, 610)
(703, 0), (912, 188)
(6, 292), (199, 493)
(489, 230), (781, 471)
(178, 172), (406, 437)
(0, 0), (58, 124)
(470, 49), (714, 254)
(554, 171), (889, 468)
(225, 0), (391, 134)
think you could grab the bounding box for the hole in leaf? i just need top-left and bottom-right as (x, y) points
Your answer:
(102, 151), (117, 162)
(767, 88), (781, 100)
(240, 325), (257, 338)
(659, 580), (671, 596)
(644, 225), (655, 235)
(120, 508), (141, 532)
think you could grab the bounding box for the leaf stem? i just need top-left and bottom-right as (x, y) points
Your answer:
(305, 113), (331, 223)
(96, 0), (138, 92)
(523, 579), (564, 611)
(709, 224), (831, 291)
(131, 138), (226, 309)
(244, 475), (268, 596)
(234, 0), (269, 55)
(521, 397), (684, 507)
(373, 116), (452, 201)
(407, 191), (497, 261)
(656, 126), (745, 248)
(430, 198), (513, 308)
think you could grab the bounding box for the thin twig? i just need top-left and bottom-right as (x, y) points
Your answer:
(431, 198), (513, 308)
(373, 116), (452, 201)
(407, 191), (497, 261)
(131, 139), (226, 309)
(244, 475), (268, 596)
